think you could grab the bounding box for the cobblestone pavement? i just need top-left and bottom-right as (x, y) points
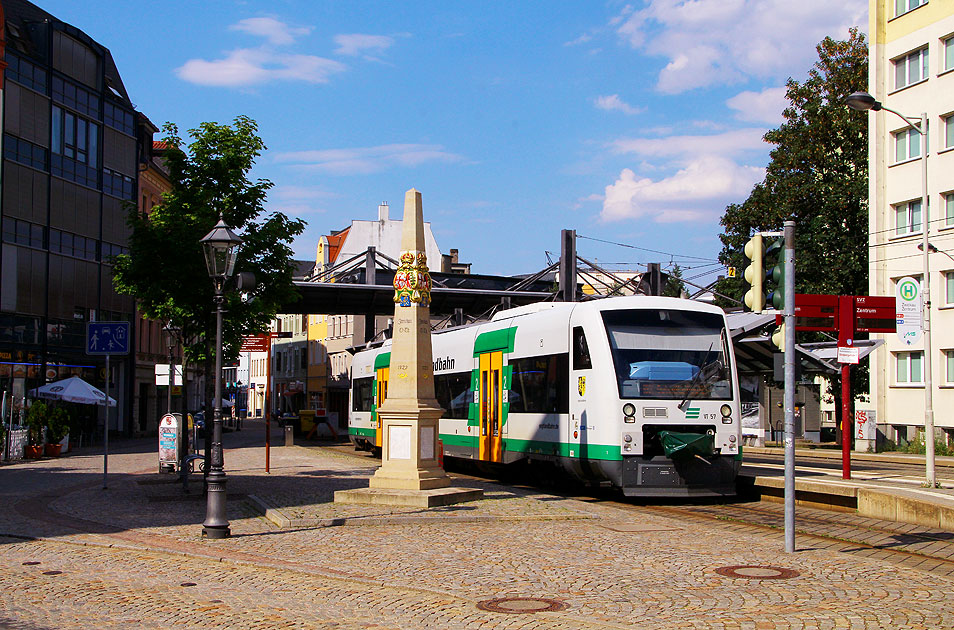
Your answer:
(2, 421), (953, 629)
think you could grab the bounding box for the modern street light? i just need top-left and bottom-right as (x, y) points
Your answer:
(199, 216), (243, 538)
(846, 91), (935, 487)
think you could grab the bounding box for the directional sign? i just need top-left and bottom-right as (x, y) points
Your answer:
(86, 321), (130, 355)
(895, 277), (923, 346)
(240, 334), (270, 353)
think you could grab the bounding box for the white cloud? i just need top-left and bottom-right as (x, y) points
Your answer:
(333, 34), (395, 57)
(726, 87), (788, 125)
(610, 128), (766, 158)
(595, 94), (643, 115)
(601, 157), (764, 222)
(176, 48), (346, 87)
(230, 17), (310, 45)
(274, 144), (465, 175)
(614, 0), (866, 93)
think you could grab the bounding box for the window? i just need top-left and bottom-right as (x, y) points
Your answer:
(2, 217), (44, 249)
(895, 127), (926, 162)
(52, 77), (100, 118)
(103, 101), (135, 135)
(896, 0), (927, 16)
(434, 372), (472, 419)
(4, 133), (48, 170)
(894, 47), (929, 90)
(103, 168), (134, 199)
(946, 193), (954, 227)
(6, 53), (47, 93)
(352, 377), (374, 412)
(51, 106), (99, 188)
(946, 271), (954, 306)
(49, 228), (97, 261)
(946, 36), (954, 72)
(896, 351), (924, 383)
(945, 115), (954, 149)
(947, 350), (954, 384)
(573, 327), (592, 370)
(894, 200), (923, 235)
(509, 353), (569, 414)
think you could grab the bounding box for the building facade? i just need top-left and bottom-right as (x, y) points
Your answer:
(0, 0), (141, 438)
(866, 0), (954, 446)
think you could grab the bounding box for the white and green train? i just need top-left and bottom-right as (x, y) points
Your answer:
(349, 296), (742, 497)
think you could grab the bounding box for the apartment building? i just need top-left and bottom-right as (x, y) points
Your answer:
(865, 0), (954, 445)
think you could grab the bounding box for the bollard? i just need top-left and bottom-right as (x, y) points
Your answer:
(284, 424), (294, 447)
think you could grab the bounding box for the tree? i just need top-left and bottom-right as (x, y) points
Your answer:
(113, 116), (305, 405)
(716, 28), (868, 304)
(663, 264), (687, 298)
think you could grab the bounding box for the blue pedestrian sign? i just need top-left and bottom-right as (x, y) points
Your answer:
(87, 321), (130, 355)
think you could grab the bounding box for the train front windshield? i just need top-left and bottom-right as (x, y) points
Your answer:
(601, 309), (732, 400)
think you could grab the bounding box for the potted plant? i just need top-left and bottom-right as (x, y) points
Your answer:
(24, 401), (48, 459)
(45, 407), (69, 457)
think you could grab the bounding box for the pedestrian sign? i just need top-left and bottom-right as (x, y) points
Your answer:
(87, 321), (130, 355)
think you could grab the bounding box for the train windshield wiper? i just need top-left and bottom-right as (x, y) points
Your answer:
(678, 341), (714, 412)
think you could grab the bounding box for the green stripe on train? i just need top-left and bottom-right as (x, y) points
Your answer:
(374, 352), (392, 370)
(350, 427), (375, 437)
(438, 434), (621, 461)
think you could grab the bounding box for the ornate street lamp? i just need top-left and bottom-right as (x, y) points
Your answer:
(199, 216), (243, 539)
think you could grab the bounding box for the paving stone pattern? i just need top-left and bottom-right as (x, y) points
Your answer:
(1, 423), (953, 629)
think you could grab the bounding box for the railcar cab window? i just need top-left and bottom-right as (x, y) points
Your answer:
(573, 326), (592, 370)
(352, 377), (374, 412)
(602, 309), (731, 400)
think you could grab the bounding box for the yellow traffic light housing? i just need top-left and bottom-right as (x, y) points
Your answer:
(743, 234), (765, 313)
(772, 322), (786, 352)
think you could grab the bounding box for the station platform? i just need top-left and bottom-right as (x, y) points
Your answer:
(741, 446), (954, 531)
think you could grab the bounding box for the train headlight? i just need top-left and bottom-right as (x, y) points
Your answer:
(720, 404), (732, 417)
(728, 435), (737, 443)
(622, 403), (636, 417)
(623, 434), (633, 443)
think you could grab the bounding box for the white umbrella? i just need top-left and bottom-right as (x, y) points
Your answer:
(29, 376), (116, 407)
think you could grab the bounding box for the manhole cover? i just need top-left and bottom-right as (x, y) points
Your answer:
(715, 565), (799, 579)
(476, 598), (569, 614)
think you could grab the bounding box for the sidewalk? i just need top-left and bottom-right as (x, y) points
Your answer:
(2, 422), (954, 628)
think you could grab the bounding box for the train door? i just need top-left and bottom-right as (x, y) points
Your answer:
(478, 351), (503, 462)
(568, 325), (592, 459)
(374, 366), (389, 448)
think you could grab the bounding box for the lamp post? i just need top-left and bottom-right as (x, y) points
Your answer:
(846, 91), (935, 487)
(199, 216), (243, 538)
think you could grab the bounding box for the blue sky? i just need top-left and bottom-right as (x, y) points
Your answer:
(42, 1), (866, 287)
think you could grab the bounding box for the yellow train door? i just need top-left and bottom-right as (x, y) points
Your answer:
(374, 367), (389, 448)
(478, 351), (503, 462)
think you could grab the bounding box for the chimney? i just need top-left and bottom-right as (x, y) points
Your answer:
(378, 202), (389, 222)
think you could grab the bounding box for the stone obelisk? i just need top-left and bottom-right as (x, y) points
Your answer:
(335, 189), (482, 507)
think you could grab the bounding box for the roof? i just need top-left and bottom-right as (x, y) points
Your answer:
(3, 0), (133, 107)
(325, 229), (349, 265)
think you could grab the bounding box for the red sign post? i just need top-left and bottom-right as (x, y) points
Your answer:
(779, 295), (896, 479)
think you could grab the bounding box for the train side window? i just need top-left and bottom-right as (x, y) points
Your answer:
(573, 327), (592, 370)
(352, 377), (374, 412)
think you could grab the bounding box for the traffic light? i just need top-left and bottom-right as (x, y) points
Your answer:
(743, 234), (765, 313)
(772, 322), (786, 351)
(764, 237), (785, 310)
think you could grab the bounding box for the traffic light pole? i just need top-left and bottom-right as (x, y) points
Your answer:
(783, 221), (795, 554)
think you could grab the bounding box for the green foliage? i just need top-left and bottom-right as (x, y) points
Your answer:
(25, 401), (49, 445)
(112, 116), (305, 366)
(47, 407), (70, 443)
(663, 264), (687, 298)
(716, 28), (868, 304)
(882, 435), (954, 457)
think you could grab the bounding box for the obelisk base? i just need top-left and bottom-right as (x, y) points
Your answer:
(334, 486), (484, 508)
